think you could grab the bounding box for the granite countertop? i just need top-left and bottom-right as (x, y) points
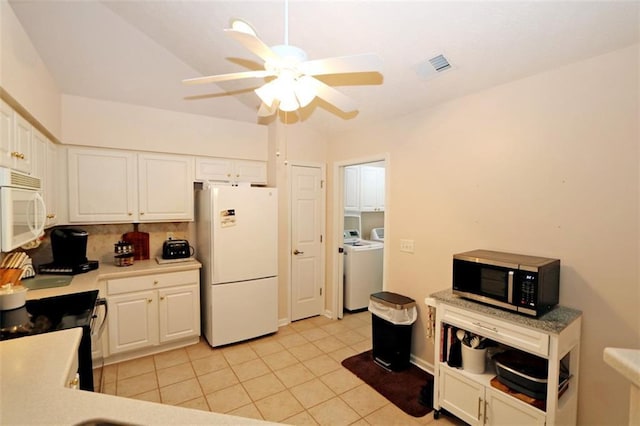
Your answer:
(0, 328), (275, 425)
(24, 258), (202, 300)
(604, 347), (640, 388)
(429, 288), (582, 334)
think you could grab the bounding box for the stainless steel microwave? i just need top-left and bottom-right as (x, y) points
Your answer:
(452, 249), (560, 317)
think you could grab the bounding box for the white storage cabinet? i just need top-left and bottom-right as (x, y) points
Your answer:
(31, 128), (58, 227)
(344, 166), (360, 211)
(430, 292), (581, 426)
(195, 157), (267, 185)
(68, 147), (194, 223)
(107, 270), (200, 355)
(0, 99), (33, 173)
(343, 164), (385, 212)
(359, 165), (385, 212)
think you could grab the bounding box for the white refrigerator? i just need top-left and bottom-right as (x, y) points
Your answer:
(196, 185), (278, 347)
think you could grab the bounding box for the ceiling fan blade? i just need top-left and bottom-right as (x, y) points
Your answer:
(257, 102), (278, 117)
(224, 29), (281, 64)
(299, 53), (382, 76)
(182, 70), (273, 85)
(306, 77), (358, 113)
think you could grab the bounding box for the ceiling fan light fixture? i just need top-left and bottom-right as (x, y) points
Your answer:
(255, 80), (279, 107)
(229, 18), (257, 36)
(278, 87), (299, 112)
(294, 76), (316, 108)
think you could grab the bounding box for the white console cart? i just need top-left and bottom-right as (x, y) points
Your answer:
(428, 290), (582, 426)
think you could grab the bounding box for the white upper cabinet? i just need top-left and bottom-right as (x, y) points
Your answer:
(0, 100), (13, 168)
(44, 138), (59, 227)
(0, 99), (32, 173)
(344, 166), (360, 211)
(195, 157), (267, 185)
(13, 114), (32, 174)
(138, 153), (194, 222)
(344, 164), (385, 212)
(68, 147), (194, 223)
(359, 166), (385, 212)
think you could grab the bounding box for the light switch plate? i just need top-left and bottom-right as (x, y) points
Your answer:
(400, 239), (415, 253)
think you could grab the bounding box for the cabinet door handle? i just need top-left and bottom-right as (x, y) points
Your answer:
(140, 212), (145, 216)
(147, 299), (153, 303)
(293, 249), (304, 255)
(472, 321), (499, 333)
(478, 397), (482, 421)
(160, 296), (165, 301)
(128, 212), (133, 216)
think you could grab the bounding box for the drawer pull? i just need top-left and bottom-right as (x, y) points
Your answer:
(472, 321), (499, 333)
(154, 280), (159, 285)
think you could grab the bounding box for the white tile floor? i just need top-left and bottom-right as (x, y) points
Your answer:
(100, 311), (464, 425)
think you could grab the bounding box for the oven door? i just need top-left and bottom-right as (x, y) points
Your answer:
(0, 187), (46, 251)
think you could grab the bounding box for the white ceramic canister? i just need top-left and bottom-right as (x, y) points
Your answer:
(461, 344), (488, 374)
(0, 284), (28, 310)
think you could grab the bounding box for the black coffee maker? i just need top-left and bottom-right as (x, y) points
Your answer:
(38, 228), (99, 275)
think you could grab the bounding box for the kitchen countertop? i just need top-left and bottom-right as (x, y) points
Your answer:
(24, 258), (202, 300)
(0, 328), (275, 425)
(604, 347), (640, 388)
(429, 288), (582, 334)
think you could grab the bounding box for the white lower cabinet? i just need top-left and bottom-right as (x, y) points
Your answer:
(107, 270), (200, 356)
(439, 365), (545, 425)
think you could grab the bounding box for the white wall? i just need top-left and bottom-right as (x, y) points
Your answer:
(327, 44), (639, 425)
(61, 95), (267, 160)
(0, 0), (61, 138)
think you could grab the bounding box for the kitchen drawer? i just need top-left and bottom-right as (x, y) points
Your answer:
(441, 304), (549, 357)
(107, 270), (199, 295)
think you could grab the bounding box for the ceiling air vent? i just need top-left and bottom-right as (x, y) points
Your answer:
(414, 53), (454, 80)
(429, 54), (451, 72)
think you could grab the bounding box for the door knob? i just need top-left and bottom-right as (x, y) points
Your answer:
(293, 249), (304, 255)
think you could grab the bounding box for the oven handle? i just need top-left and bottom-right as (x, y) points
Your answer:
(93, 298), (108, 339)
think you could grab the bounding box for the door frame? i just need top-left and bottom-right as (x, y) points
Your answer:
(288, 161), (327, 322)
(332, 153), (389, 319)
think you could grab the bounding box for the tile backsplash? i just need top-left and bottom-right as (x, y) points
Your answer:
(28, 222), (195, 268)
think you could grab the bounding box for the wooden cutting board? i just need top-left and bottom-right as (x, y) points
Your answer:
(0, 268), (23, 287)
(122, 231), (150, 260)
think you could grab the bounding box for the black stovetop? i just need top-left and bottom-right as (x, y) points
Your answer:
(0, 290), (98, 341)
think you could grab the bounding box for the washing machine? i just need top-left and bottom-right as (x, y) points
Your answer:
(343, 229), (384, 311)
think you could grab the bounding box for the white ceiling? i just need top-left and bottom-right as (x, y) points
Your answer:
(8, 0), (640, 136)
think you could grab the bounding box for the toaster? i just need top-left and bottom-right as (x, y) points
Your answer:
(162, 239), (192, 259)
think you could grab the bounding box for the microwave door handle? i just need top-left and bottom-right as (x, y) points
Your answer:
(29, 193), (46, 237)
(507, 271), (514, 304)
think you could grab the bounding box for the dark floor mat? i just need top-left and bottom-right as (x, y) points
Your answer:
(341, 350), (434, 417)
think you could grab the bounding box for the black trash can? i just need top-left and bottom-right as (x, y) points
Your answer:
(368, 291), (417, 371)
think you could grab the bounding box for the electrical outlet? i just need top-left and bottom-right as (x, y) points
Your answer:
(166, 232), (174, 240)
(400, 239), (415, 253)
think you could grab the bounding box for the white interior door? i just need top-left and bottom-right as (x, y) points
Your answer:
(291, 165), (324, 321)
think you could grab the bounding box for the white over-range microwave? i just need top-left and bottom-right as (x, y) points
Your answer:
(0, 167), (46, 252)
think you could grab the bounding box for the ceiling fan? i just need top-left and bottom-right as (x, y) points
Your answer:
(182, 1), (382, 117)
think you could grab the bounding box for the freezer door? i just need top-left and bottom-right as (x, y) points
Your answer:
(205, 277), (278, 347)
(211, 187), (278, 284)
